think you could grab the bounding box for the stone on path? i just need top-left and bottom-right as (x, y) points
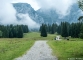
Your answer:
(15, 41), (58, 60)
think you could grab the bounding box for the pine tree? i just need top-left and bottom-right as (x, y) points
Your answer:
(51, 23), (55, 34)
(48, 24), (51, 34)
(79, 24), (83, 39)
(57, 25), (61, 34)
(0, 24), (28, 38)
(9, 31), (13, 38)
(27, 25), (29, 33)
(17, 26), (23, 38)
(0, 30), (3, 38)
(40, 24), (47, 37)
(22, 25), (29, 33)
(61, 22), (68, 37)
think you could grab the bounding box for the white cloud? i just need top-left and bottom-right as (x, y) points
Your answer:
(16, 14), (40, 29)
(0, 0), (78, 27)
(0, 0), (77, 15)
(35, 0), (77, 15)
(0, 0), (40, 29)
(0, 2), (17, 24)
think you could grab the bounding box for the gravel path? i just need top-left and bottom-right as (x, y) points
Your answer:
(15, 41), (58, 60)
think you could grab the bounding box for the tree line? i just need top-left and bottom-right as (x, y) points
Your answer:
(0, 25), (29, 38)
(40, 0), (83, 38)
(40, 22), (83, 39)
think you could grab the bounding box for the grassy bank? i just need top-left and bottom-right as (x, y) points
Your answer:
(0, 38), (35, 60)
(48, 40), (83, 60)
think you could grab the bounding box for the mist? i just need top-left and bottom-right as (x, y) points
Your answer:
(16, 14), (40, 29)
(0, 0), (78, 28)
(11, 0), (77, 16)
(35, 0), (77, 16)
(0, 0), (40, 29)
(0, 2), (17, 24)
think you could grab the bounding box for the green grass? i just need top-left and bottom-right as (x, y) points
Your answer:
(24, 32), (83, 60)
(24, 32), (56, 40)
(1, 32), (83, 60)
(48, 39), (83, 60)
(0, 38), (35, 60)
(69, 38), (83, 41)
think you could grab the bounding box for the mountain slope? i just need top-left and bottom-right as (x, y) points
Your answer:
(37, 3), (82, 24)
(36, 8), (59, 24)
(63, 3), (82, 23)
(13, 3), (44, 24)
(13, 3), (83, 24)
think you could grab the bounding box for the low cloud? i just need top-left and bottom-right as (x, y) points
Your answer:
(0, 0), (78, 27)
(35, 0), (77, 16)
(0, 2), (17, 24)
(1, 0), (77, 16)
(16, 14), (40, 29)
(0, 0), (40, 29)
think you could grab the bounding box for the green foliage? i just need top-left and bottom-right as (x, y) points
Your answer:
(40, 22), (82, 38)
(70, 23), (81, 38)
(78, 0), (83, 38)
(21, 25), (29, 33)
(0, 30), (3, 37)
(51, 24), (54, 34)
(79, 24), (83, 39)
(17, 26), (23, 38)
(40, 24), (47, 37)
(0, 25), (29, 38)
(61, 22), (68, 37)
(79, 33), (83, 39)
(57, 25), (61, 35)
(57, 22), (82, 38)
(40, 23), (58, 34)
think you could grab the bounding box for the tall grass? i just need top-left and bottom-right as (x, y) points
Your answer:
(48, 40), (83, 60)
(0, 38), (35, 60)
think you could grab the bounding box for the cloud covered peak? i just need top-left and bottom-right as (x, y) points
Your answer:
(35, 0), (77, 16)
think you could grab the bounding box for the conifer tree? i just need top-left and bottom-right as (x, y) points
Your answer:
(17, 26), (23, 38)
(40, 24), (47, 37)
(0, 30), (3, 38)
(79, 24), (83, 39)
(51, 23), (55, 34)
(61, 22), (68, 37)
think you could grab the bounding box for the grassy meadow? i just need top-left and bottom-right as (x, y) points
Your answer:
(0, 32), (83, 60)
(24, 32), (56, 40)
(48, 39), (83, 60)
(0, 32), (56, 60)
(0, 38), (35, 60)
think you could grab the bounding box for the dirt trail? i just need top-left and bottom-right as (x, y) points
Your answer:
(15, 41), (58, 60)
